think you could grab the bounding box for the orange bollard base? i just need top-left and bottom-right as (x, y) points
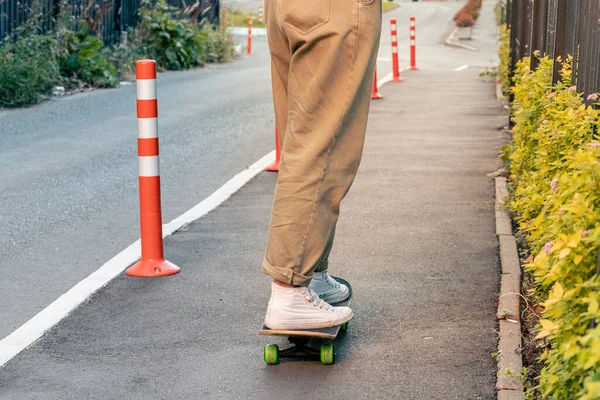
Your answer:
(126, 258), (180, 277)
(391, 76), (405, 82)
(371, 92), (383, 100)
(266, 160), (280, 172)
(409, 66), (419, 71)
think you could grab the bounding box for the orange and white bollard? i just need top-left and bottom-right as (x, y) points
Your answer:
(127, 60), (180, 277)
(409, 17), (419, 70)
(247, 17), (252, 55)
(258, 5), (264, 23)
(371, 66), (383, 100)
(390, 19), (404, 82)
(266, 128), (280, 172)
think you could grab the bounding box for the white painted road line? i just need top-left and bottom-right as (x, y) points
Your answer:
(0, 150), (276, 368)
(377, 57), (392, 62)
(377, 69), (405, 88)
(454, 64), (470, 72)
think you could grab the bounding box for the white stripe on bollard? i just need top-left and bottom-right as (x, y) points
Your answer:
(136, 80), (157, 100)
(137, 118), (158, 138)
(138, 156), (160, 177)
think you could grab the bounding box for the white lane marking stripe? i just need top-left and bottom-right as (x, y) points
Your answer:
(0, 150), (276, 368)
(377, 57), (392, 62)
(136, 79), (157, 100)
(138, 118), (158, 139)
(454, 64), (469, 71)
(139, 156), (160, 176)
(377, 71), (394, 87)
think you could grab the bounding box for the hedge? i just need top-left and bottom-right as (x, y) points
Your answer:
(506, 55), (600, 398)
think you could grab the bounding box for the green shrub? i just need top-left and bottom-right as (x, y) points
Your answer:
(498, 24), (510, 97)
(57, 22), (118, 88)
(138, 0), (202, 70)
(506, 54), (600, 398)
(0, 34), (59, 107)
(195, 24), (236, 63)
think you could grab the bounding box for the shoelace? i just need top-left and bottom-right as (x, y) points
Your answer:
(302, 287), (333, 311)
(323, 272), (341, 289)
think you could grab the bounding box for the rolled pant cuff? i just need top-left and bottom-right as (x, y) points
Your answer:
(262, 259), (312, 287)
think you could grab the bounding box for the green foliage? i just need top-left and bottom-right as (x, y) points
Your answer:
(195, 24), (236, 63)
(498, 24), (510, 97)
(0, 34), (59, 107)
(506, 53), (600, 398)
(0, 0), (236, 107)
(138, 0), (202, 70)
(226, 10), (266, 28)
(57, 22), (118, 88)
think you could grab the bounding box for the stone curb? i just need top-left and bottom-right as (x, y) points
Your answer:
(495, 177), (525, 399)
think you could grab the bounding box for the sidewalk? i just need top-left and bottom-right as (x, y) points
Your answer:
(0, 68), (506, 399)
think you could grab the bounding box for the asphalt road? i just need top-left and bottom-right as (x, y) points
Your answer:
(0, 68), (506, 400)
(0, 1), (502, 397)
(0, 38), (275, 339)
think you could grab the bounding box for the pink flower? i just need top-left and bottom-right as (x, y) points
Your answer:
(589, 143), (600, 148)
(551, 178), (559, 193)
(569, 86), (577, 92)
(525, 255), (534, 263)
(582, 230), (591, 237)
(587, 93), (599, 101)
(544, 241), (554, 254)
(542, 120), (548, 124)
(533, 50), (541, 56)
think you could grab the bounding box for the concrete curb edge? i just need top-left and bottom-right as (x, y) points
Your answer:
(495, 177), (525, 399)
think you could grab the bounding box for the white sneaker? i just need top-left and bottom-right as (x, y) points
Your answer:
(308, 271), (350, 304)
(264, 283), (353, 330)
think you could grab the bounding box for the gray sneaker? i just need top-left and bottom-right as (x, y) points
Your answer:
(308, 271), (350, 304)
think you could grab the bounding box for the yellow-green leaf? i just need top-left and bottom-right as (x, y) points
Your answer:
(574, 254), (583, 265)
(552, 282), (564, 299)
(589, 299), (599, 315)
(567, 230), (582, 247)
(559, 248), (571, 258)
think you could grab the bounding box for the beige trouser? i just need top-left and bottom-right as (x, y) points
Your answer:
(262, 0), (382, 286)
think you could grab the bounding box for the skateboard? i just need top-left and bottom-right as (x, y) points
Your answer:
(259, 277), (352, 365)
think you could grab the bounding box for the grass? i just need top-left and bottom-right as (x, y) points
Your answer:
(224, 10), (266, 28)
(383, 1), (400, 12)
(225, 1), (399, 27)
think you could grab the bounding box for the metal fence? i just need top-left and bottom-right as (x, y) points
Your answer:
(0, 0), (219, 44)
(507, 0), (600, 105)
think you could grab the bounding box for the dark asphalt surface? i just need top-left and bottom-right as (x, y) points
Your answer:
(0, 1), (506, 398)
(0, 39), (274, 339)
(0, 0), (498, 342)
(0, 65), (506, 398)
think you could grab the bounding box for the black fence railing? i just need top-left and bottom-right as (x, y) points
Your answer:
(0, 0), (219, 44)
(507, 0), (600, 105)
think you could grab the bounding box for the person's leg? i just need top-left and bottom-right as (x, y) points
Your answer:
(263, 0), (381, 329)
(263, 0), (382, 286)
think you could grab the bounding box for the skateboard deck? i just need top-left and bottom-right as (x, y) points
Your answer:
(259, 277), (352, 365)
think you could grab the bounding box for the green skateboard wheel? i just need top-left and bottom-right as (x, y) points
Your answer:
(264, 344), (279, 365)
(320, 343), (335, 365)
(340, 322), (348, 332)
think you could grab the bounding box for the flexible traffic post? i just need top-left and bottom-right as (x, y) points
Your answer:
(390, 19), (404, 82)
(247, 17), (252, 55)
(258, 5), (264, 23)
(371, 66), (383, 100)
(266, 128), (280, 172)
(409, 17), (419, 70)
(127, 60), (180, 277)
